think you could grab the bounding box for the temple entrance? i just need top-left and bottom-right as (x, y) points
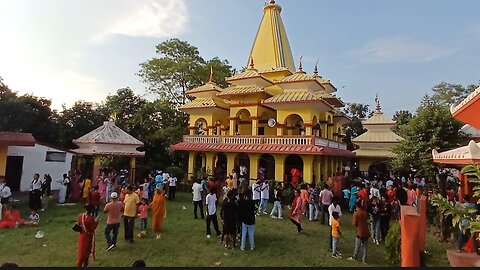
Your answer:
(214, 153), (227, 182)
(234, 153), (250, 180)
(368, 161), (388, 180)
(194, 152), (206, 181)
(258, 154), (275, 181)
(284, 154), (303, 187)
(284, 114), (304, 135)
(236, 109), (252, 135)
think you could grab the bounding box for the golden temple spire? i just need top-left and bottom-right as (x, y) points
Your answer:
(208, 65), (213, 82)
(375, 93), (382, 113)
(297, 55), (305, 74)
(248, 0), (295, 72)
(248, 55), (255, 70)
(313, 59), (319, 77)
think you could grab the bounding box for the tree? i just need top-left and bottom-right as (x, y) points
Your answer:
(101, 87), (147, 132)
(55, 101), (109, 149)
(389, 95), (468, 178)
(430, 81), (478, 107)
(0, 78), (57, 143)
(138, 38), (233, 105)
(342, 103), (371, 151)
(392, 110), (413, 133)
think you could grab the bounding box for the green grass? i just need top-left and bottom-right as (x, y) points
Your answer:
(0, 192), (450, 267)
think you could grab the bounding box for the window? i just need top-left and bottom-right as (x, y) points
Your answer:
(45, 151), (66, 162)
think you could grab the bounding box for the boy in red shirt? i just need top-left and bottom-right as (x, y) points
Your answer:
(138, 198), (149, 235)
(89, 185), (101, 218)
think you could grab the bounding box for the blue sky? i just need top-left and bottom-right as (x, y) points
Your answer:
(1, 0), (479, 117)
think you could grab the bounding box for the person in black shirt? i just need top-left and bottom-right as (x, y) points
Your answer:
(238, 189), (256, 251)
(395, 183), (407, 205)
(221, 190), (238, 248)
(379, 194), (392, 240)
(270, 182), (283, 219)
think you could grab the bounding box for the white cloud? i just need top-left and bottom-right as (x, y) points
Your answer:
(90, 0), (189, 43)
(345, 36), (457, 63)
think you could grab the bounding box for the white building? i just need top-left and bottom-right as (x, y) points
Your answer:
(6, 142), (74, 192)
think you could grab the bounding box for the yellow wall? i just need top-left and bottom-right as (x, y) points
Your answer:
(0, 145), (7, 176)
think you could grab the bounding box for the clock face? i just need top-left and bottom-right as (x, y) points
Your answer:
(268, 118), (276, 127)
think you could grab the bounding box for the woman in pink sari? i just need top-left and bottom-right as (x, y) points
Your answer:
(290, 189), (303, 234)
(97, 175), (106, 202)
(70, 176), (81, 202)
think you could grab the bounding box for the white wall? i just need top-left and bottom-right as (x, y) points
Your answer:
(7, 143), (74, 192)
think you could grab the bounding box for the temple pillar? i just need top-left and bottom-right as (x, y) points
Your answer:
(302, 155), (314, 184)
(276, 124), (285, 136)
(274, 154), (286, 182)
(314, 156), (321, 185)
(205, 152), (214, 178)
(249, 153), (259, 186)
(304, 123), (313, 136)
(321, 156), (327, 183)
(321, 122), (328, 138)
(129, 156), (136, 184)
(92, 156), (102, 186)
(251, 116), (260, 136)
(0, 145), (7, 176)
(228, 117), (237, 135)
(188, 152), (195, 181)
(188, 126), (196, 135)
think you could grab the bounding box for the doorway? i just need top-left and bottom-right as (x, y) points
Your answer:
(5, 156), (24, 191)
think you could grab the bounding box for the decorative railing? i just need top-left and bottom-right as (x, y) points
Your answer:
(182, 135), (347, 150)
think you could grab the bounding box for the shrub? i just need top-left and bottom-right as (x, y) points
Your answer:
(384, 221), (401, 266)
(165, 166), (186, 182)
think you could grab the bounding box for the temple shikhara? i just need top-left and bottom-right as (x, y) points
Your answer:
(352, 96), (404, 178)
(171, 0), (354, 185)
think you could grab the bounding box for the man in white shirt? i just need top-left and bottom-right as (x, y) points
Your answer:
(162, 172), (170, 191)
(369, 184), (380, 200)
(232, 170), (238, 189)
(192, 180), (204, 219)
(258, 181), (269, 215)
(205, 187), (221, 238)
(251, 180), (261, 214)
(168, 176), (177, 201)
(140, 180), (149, 201)
(0, 176), (12, 205)
(328, 197), (342, 251)
(386, 178), (394, 188)
(30, 173), (43, 211)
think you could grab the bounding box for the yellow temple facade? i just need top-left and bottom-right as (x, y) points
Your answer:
(171, 0), (353, 185)
(352, 97), (404, 175)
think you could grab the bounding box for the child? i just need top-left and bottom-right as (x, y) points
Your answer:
(24, 210), (40, 226)
(138, 198), (149, 234)
(89, 186), (101, 218)
(331, 211), (342, 258)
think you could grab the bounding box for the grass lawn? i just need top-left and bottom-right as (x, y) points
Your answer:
(0, 191), (450, 267)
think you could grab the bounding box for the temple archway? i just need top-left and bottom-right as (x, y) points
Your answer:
(234, 153), (250, 180)
(214, 152), (227, 182)
(284, 114), (304, 135)
(284, 154), (303, 186)
(258, 154), (275, 181)
(236, 109), (252, 135)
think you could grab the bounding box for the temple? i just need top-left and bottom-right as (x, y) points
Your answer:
(352, 96), (404, 178)
(171, 0), (354, 185)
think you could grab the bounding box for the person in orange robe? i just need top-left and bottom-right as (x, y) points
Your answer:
(300, 186), (309, 215)
(150, 188), (167, 239)
(290, 189), (303, 234)
(76, 204), (99, 267)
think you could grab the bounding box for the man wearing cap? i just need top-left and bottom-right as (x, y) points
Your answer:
(104, 192), (124, 251)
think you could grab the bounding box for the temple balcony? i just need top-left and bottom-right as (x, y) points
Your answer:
(180, 135), (347, 150)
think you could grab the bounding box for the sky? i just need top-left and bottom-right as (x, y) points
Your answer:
(1, 0), (480, 117)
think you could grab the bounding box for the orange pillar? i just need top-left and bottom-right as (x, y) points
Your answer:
(400, 206), (420, 267)
(129, 157), (136, 184)
(418, 195), (427, 252)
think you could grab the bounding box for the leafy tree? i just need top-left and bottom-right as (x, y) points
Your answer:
(342, 103), (371, 150)
(389, 95), (468, 178)
(430, 81), (478, 107)
(101, 87), (147, 132)
(138, 38), (233, 105)
(55, 101), (109, 149)
(0, 78), (57, 143)
(392, 110), (413, 133)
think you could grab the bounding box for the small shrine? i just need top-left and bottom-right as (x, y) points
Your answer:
(72, 120), (144, 184)
(352, 96), (404, 177)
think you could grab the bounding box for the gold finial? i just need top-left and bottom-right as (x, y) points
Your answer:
(249, 56), (255, 69)
(375, 93), (381, 112)
(313, 59), (319, 77)
(297, 55), (304, 73)
(208, 65), (213, 82)
(110, 112), (117, 122)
